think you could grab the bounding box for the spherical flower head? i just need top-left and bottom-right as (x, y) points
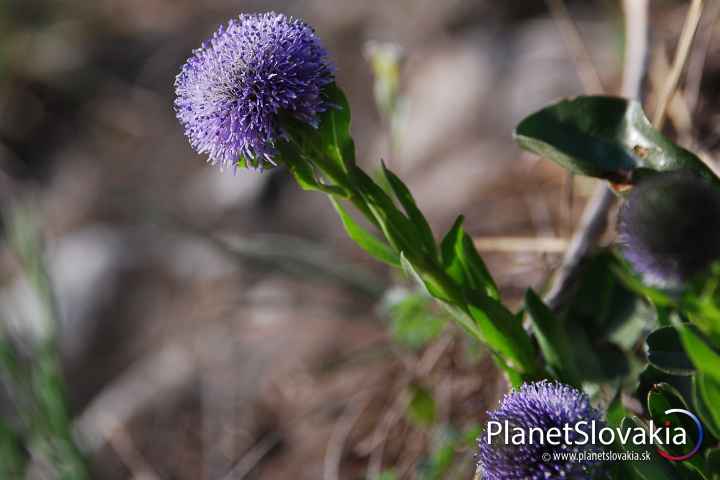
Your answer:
(617, 170), (720, 288)
(476, 381), (606, 480)
(174, 12), (335, 169)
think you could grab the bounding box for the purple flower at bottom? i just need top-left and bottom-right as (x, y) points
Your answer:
(617, 171), (720, 288)
(476, 381), (606, 480)
(174, 12), (334, 169)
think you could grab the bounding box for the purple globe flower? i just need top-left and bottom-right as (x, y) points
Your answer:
(618, 171), (720, 288)
(174, 12), (334, 169)
(476, 381), (606, 480)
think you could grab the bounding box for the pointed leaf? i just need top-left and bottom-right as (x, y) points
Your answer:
(381, 162), (437, 258)
(440, 216), (498, 299)
(330, 197), (399, 267)
(693, 374), (720, 440)
(465, 289), (537, 375)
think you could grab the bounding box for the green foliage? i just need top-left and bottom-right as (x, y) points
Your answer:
(0, 422), (26, 478)
(618, 417), (681, 480)
(440, 216), (498, 300)
(515, 96), (718, 185)
(524, 288), (580, 384)
(407, 384), (436, 427)
(385, 291), (447, 350)
(278, 77), (720, 479)
(0, 207), (89, 479)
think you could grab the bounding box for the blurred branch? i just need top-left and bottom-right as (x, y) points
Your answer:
(213, 233), (387, 299)
(653, 0), (704, 130)
(473, 236), (568, 253)
(686, 1), (720, 114)
(73, 342), (196, 454)
(545, 0), (604, 94)
(543, 0), (649, 310)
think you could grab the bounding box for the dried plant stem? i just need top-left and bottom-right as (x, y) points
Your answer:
(544, 0), (649, 310)
(653, 0), (705, 130)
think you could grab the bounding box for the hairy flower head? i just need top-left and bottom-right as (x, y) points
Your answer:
(476, 381), (606, 480)
(174, 12), (334, 169)
(618, 170), (720, 288)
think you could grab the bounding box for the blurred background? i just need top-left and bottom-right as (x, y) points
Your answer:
(0, 0), (718, 478)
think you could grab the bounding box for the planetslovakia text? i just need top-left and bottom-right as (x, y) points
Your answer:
(486, 420), (687, 447)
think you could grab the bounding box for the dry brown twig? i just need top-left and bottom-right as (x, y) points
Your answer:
(543, 0), (649, 310)
(653, 0), (705, 130)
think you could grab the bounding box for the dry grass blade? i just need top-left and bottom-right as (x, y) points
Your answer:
(653, 0), (705, 129)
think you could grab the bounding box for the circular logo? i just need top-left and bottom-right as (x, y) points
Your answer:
(657, 408), (704, 462)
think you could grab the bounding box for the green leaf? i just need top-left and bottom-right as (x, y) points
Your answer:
(515, 96), (718, 184)
(465, 289), (537, 375)
(619, 416), (682, 480)
(329, 197), (400, 267)
(440, 216), (498, 300)
(706, 449), (720, 480)
(646, 383), (701, 462)
(381, 161), (437, 259)
(697, 373), (720, 440)
(646, 327), (696, 376)
(0, 422), (26, 478)
(693, 374), (720, 440)
(566, 251), (650, 350)
(606, 389), (627, 428)
(407, 384), (436, 427)
(317, 83), (355, 171)
(386, 292), (447, 350)
(417, 429), (459, 480)
(672, 320), (720, 382)
(524, 289), (579, 385)
(349, 166), (420, 258)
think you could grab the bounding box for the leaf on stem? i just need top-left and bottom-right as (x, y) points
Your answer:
(515, 96), (718, 185)
(330, 197), (400, 267)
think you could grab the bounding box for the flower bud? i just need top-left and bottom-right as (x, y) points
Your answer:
(617, 171), (720, 288)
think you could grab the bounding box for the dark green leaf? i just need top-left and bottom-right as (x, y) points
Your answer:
(637, 365), (693, 417)
(329, 197), (400, 267)
(524, 289), (580, 385)
(317, 83), (355, 171)
(619, 416), (682, 480)
(566, 251), (650, 350)
(706, 448), (720, 480)
(606, 389), (627, 428)
(647, 383), (701, 462)
(515, 96), (718, 184)
(646, 327), (695, 376)
(0, 422), (26, 478)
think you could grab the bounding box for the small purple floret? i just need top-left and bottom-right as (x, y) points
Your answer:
(476, 381), (606, 480)
(174, 12), (334, 169)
